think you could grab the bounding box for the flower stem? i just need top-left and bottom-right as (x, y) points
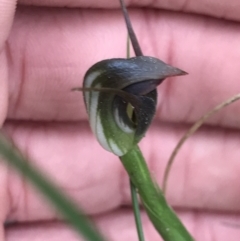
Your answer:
(120, 146), (195, 241)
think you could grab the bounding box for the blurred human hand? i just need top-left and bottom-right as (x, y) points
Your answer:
(1, 0), (240, 240)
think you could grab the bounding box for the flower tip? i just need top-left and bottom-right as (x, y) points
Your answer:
(164, 65), (188, 78)
(71, 87), (82, 91)
(177, 69), (188, 76)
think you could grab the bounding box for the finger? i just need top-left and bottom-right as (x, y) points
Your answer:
(0, 0), (16, 48)
(0, 0), (17, 126)
(2, 121), (240, 222)
(5, 209), (240, 241)
(18, 0), (240, 22)
(6, 7), (240, 129)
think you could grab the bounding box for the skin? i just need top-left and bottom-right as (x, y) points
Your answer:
(0, 0), (240, 240)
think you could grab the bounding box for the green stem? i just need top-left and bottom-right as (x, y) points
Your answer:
(120, 146), (195, 241)
(130, 180), (145, 241)
(0, 133), (105, 241)
(127, 32), (145, 241)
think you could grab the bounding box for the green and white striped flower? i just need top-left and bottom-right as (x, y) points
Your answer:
(83, 56), (185, 156)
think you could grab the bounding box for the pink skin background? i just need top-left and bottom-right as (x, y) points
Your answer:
(1, 0), (240, 240)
